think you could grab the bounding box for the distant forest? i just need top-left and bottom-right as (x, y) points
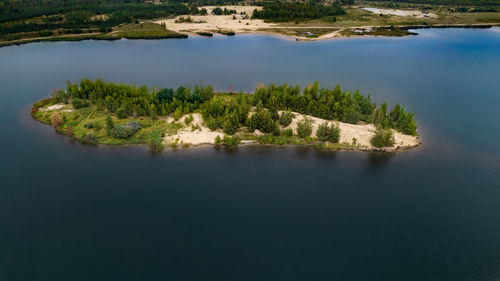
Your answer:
(363, 0), (500, 6)
(252, 1), (345, 22)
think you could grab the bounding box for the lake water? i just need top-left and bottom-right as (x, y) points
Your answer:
(0, 28), (499, 281)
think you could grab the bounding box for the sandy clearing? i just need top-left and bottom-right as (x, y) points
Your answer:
(163, 111), (419, 150)
(361, 7), (437, 18)
(285, 112), (419, 149)
(40, 104), (68, 111)
(154, 6), (278, 34)
(163, 113), (224, 146)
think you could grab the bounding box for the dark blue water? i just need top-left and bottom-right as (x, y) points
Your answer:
(0, 28), (499, 281)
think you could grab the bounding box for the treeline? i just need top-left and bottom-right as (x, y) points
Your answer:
(0, 0), (189, 23)
(251, 1), (345, 22)
(251, 82), (417, 135)
(1, 0), (189, 36)
(53, 79), (214, 119)
(53, 79), (417, 136)
(363, 0), (499, 6)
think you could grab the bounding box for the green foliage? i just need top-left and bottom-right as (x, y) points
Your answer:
(223, 112), (240, 135)
(81, 133), (98, 145)
(184, 114), (193, 125)
(113, 121), (141, 139)
(116, 107), (127, 119)
(247, 108), (276, 133)
(222, 135), (239, 146)
(105, 115), (114, 136)
(252, 2), (345, 22)
(282, 128), (294, 137)
(370, 127), (395, 148)
(72, 98), (90, 109)
(316, 122), (340, 143)
(296, 116), (312, 138)
(214, 135), (222, 145)
(279, 110), (294, 127)
(251, 83), (416, 135)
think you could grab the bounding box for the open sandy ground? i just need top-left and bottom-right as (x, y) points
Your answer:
(163, 112), (419, 151)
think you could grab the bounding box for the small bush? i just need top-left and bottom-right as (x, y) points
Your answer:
(214, 135), (222, 145)
(113, 121), (141, 139)
(222, 135), (239, 147)
(184, 115), (193, 125)
(149, 139), (164, 153)
(84, 122), (95, 129)
(71, 98), (90, 109)
(206, 116), (218, 131)
(282, 128), (293, 137)
(81, 133), (98, 145)
(316, 122), (340, 143)
(296, 116), (312, 138)
(370, 127), (395, 148)
(116, 107), (127, 119)
(279, 110), (294, 127)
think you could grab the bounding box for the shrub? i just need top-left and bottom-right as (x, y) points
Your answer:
(106, 115), (114, 136)
(223, 112), (239, 135)
(247, 110), (276, 133)
(84, 122), (94, 129)
(282, 128), (293, 137)
(71, 98), (90, 109)
(316, 122), (340, 143)
(113, 121), (142, 139)
(184, 114), (193, 125)
(279, 110), (294, 127)
(296, 116), (312, 138)
(222, 135), (239, 147)
(50, 112), (62, 127)
(116, 107), (127, 119)
(206, 116), (218, 131)
(370, 127), (395, 148)
(81, 133), (98, 145)
(273, 125), (281, 136)
(149, 139), (164, 153)
(214, 135), (221, 145)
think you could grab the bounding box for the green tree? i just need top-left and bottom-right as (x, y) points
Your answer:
(296, 116), (312, 138)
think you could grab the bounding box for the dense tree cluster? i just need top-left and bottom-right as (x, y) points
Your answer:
(251, 82), (417, 135)
(251, 1), (345, 22)
(53, 79), (214, 118)
(200, 94), (250, 133)
(0, 0), (189, 36)
(364, 0), (499, 6)
(53, 79), (417, 138)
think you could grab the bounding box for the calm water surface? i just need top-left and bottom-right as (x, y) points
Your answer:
(0, 28), (499, 281)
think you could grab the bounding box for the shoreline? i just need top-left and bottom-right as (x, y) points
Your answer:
(1, 23), (497, 48)
(31, 99), (421, 154)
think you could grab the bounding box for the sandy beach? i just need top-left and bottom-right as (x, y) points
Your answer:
(162, 111), (420, 151)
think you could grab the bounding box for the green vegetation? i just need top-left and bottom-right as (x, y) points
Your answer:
(316, 122), (340, 143)
(370, 127), (395, 147)
(296, 116), (312, 138)
(252, 82), (418, 135)
(252, 1), (345, 22)
(33, 79), (418, 152)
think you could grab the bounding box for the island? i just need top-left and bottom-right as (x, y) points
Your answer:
(32, 79), (420, 152)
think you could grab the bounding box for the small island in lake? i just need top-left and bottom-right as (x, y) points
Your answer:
(32, 79), (420, 152)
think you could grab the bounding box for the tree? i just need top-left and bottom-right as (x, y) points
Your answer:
(370, 127), (395, 148)
(296, 116), (312, 138)
(279, 110), (294, 127)
(316, 122), (340, 143)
